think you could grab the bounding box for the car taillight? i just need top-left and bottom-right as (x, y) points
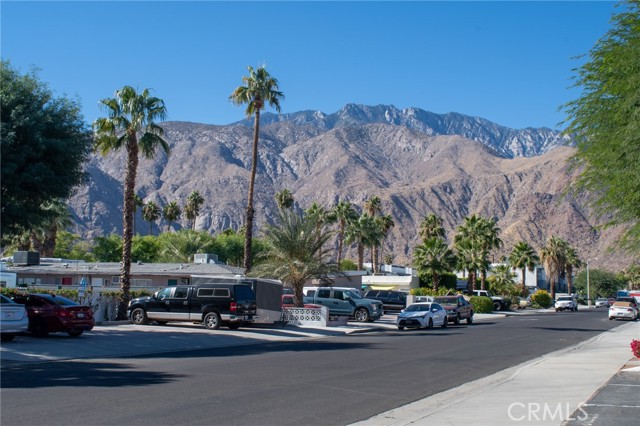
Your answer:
(56, 309), (72, 318)
(230, 302), (237, 313)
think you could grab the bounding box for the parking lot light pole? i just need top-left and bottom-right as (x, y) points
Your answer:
(587, 258), (597, 308)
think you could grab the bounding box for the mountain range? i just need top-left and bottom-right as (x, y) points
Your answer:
(67, 104), (631, 271)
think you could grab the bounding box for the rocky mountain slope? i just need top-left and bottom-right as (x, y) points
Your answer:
(67, 105), (631, 271)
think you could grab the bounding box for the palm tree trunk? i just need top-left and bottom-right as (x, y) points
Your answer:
(567, 266), (573, 294)
(481, 269), (487, 290)
(244, 109), (260, 272)
(149, 221), (153, 236)
(337, 222), (345, 269)
(119, 136), (138, 320)
(521, 269), (527, 295)
(357, 243), (364, 271)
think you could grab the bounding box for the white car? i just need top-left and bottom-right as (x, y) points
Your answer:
(595, 298), (608, 308)
(0, 294), (29, 341)
(609, 301), (638, 321)
(555, 296), (578, 312)
(396, 302), (448, 330)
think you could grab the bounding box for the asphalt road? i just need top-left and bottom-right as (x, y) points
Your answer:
(0, 310), (622, 426)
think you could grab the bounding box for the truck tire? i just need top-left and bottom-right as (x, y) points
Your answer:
(204, 311), (221, 330)
(493, 301), (501, 311)
(467, 314), (473, 325)
(354, 308), (370, 322)
(130, 308), (148, 325)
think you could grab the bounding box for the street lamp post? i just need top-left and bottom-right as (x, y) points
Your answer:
(587, 258), (597, 308)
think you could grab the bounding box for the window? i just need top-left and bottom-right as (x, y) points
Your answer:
(234, 285), (255, 299)
(111, 276), (119, 286)
(317, 289), (331, 298)
(131, 279), (151, 287)
(18, 277), (41, 286)
(334, 290), (345, 300)
(174, 287), (189, 298)
(197, 288), (215, 297)
(157, 288), (172, 301)
(168, 279), (178, 287)
(213, 288), (230, 297)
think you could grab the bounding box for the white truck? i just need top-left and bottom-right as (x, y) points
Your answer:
(472, 289), (508, 311)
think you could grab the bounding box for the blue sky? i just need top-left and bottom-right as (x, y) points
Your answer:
(2, 1), (617, 130)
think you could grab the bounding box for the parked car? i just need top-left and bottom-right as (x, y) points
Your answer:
(518, 296), (532, 309)
(396, 302), (448, 330)
(303, 287), (383, 322)
(471, 289), (508, 311)
(0, 294), (29, 341)
(363, 290), (407, 311)
(11, 294), (94, 337)
(608, 301), (638, 321)
(128, 281), (257, 330)
(555, 296), (578, 312)
(616, 297), (640, 319)
(595, 298), (608, 308)
(433, 295), (474, 325)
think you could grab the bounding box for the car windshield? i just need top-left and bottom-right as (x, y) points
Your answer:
(404, 304), (430, 312)
(557, 297), (572, 301)
(346, 290), (361, 299)
(434, 298), (457, 307)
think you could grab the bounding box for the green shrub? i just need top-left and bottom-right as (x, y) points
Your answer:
(410, 287), (455, 297)
(531, 290), (552, 308)
(470, 296), (494, 313)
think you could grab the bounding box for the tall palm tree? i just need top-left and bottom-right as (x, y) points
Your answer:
(94, 86), (169, 319)
(419, 213), (446, 240)
(163, 201), (181, 232)
(185, 191), (205, 230)
(540, 235), (568, 300)
(306, 202), (333, 261)
(142, 200), (161, 236)
(455, 237), (486, 291)
(332, 200), (358, 269)
(478, 217), (503, 289)
(564, 245), (582, 295)
(251, 209), (336, 307)
(364, 196), (382, 272)
(508, 241), (540, 294)
(455, 215), (502, 290)
(377, 214), (395, 269)
(230, 65), (284, 273)
(414, 237), (457, 290)
(275, 189), (294, 210)
(345, 213), (376, 271)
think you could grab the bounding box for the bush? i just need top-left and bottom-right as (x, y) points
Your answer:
(531, 290), (552, 308)
(410, 287), (455, 297)
(470, 296), (494, 313)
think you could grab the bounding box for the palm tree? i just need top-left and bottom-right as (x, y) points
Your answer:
(419, 213), (446, 240)
(414, 237), (457, 290)
(306, 202), (334, 261)
(564, 245), (582, 295)
(275, 189), (294, 210)
(540, 235), (568, 300)
(142, 200), (161, 236)
(455, 215), (502, 290)
(163, 201), (181, 232)
(332, 200), (358, 269)
(185, 191), (205, 230)
(158, 230), (215, 263)
(230, 65), (284, 273)
(345, 213), (376, 271)
(364, 196), (382, 272)
(455, 237), (486, 291)
(251, 209), (336, 307)
(377, 214), (395, 269)
(94, 86), (169, 319)
(508, 241), (540, 294)
(133, 193), (144, 235)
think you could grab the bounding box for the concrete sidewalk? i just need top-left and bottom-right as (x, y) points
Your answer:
(350, 321), (640, 426)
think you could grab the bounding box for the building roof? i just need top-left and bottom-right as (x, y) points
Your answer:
(6, 261), (243, 277)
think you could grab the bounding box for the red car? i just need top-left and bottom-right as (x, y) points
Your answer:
(12, 294), (94, 337)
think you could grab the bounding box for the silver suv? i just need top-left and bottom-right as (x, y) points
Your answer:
(555, 296), (578, 312)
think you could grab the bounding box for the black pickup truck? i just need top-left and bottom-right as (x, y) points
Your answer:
(128, 281), (257, 330)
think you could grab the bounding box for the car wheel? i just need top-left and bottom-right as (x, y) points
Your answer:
(441, 318), (448, 328)
(130, 308), (148, 325)
(397, 326), (404, 330)
(227, 323), (240, 330)
(467, 315), (473, 325)
(68, 330), (83, 337)
(1, 334), (15, 342)
(204, 312), (221, 330)
(354, 308), (370, 323)
(609, 317), (613, 320)
(454, 315), (460, 325)
(493, 301), (501, 311)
